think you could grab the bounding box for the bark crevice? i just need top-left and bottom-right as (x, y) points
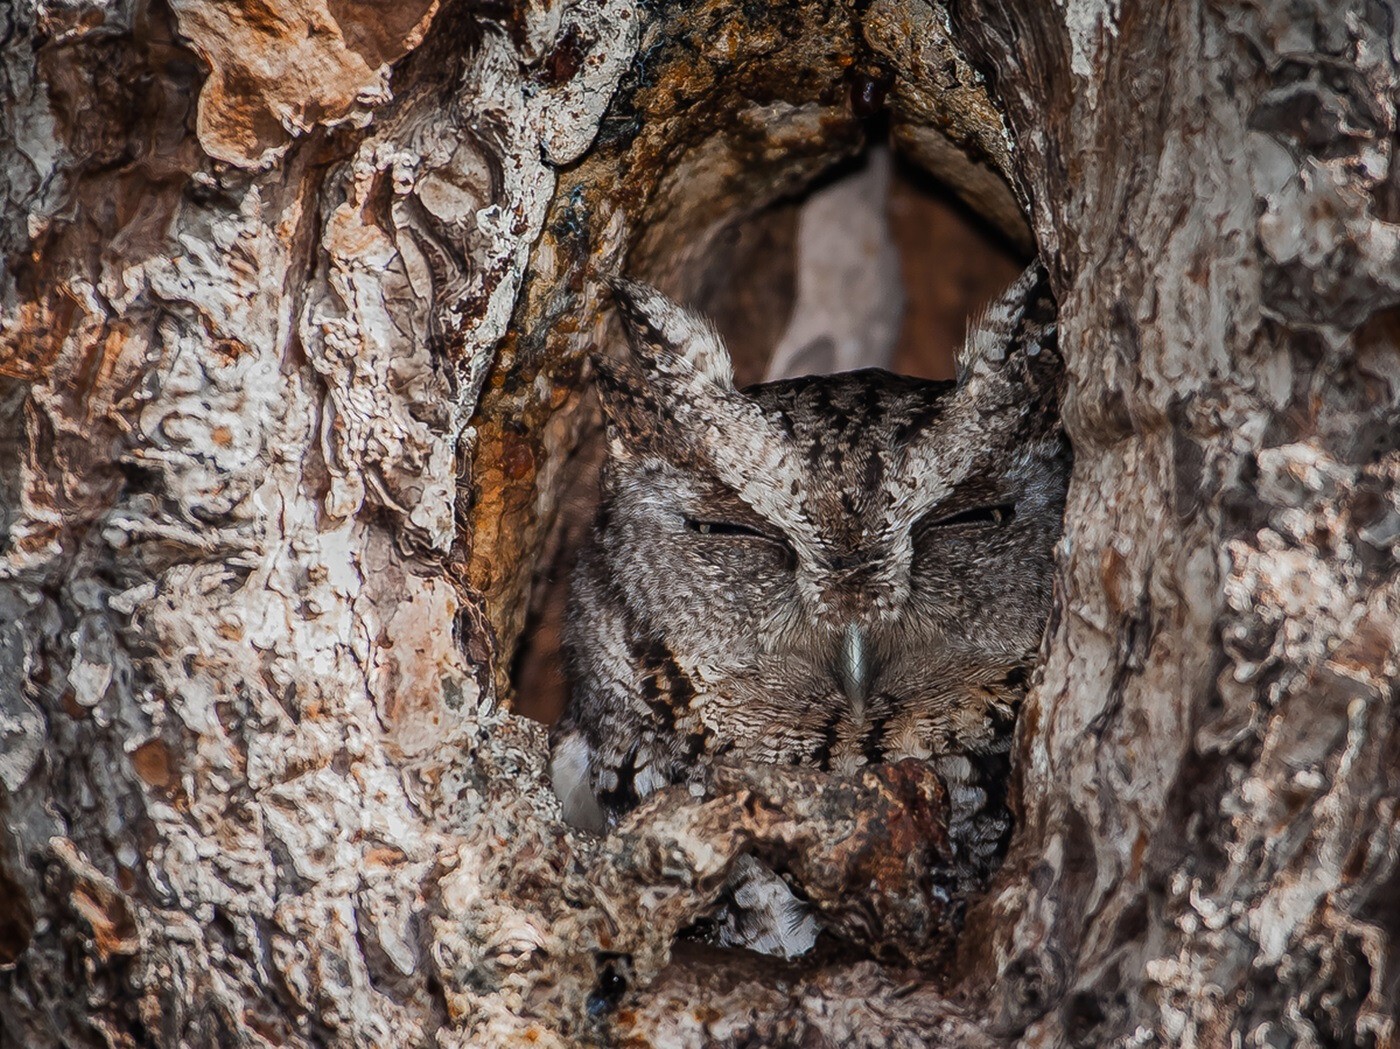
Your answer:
(3, 0), (1398, 1046)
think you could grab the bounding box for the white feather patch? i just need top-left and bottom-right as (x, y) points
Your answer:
(550, 731), (606, 833)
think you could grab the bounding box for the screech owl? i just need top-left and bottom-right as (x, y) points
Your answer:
(551, 264), (1068, 957)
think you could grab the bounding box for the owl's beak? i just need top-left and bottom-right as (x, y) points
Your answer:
(839, 623), (872, 719)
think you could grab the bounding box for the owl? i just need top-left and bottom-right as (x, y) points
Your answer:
(551, 264), (1067, 957)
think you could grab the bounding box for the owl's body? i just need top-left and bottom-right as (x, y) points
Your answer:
(552, 266), (1067, 957)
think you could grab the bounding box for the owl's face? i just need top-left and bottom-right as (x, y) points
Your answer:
(569, 273), (1068, 775)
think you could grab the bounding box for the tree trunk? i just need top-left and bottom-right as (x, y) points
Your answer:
(2, 0), (1396, 1046)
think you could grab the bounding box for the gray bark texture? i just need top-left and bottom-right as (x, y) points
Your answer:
(1, 0), (1397, 1046)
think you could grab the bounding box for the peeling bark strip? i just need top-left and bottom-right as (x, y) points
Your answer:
(0, 0), (1397, 1047)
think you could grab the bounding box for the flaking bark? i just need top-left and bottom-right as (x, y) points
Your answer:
(1, 0), (1396, 1046)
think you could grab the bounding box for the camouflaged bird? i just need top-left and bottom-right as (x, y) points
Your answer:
(551, 265), (1068, 957)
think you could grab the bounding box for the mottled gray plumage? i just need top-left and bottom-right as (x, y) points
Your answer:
(551, 265), (1068, 957)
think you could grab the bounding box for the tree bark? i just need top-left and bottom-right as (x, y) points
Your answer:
(2, 0), (1397, 1047)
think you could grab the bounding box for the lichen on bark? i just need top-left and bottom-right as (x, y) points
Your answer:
(2, 0), (1398, 1046)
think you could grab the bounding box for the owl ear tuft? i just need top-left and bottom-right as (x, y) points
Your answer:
(607, 277), (735, 389)
(956, 262), (1059, 385)
(591, 351), (668, 453)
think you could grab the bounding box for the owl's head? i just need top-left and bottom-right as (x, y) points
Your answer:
(579, 268), (1067, 747)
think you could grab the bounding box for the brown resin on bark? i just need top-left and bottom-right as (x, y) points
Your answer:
(2, 0), (1397, 1045)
